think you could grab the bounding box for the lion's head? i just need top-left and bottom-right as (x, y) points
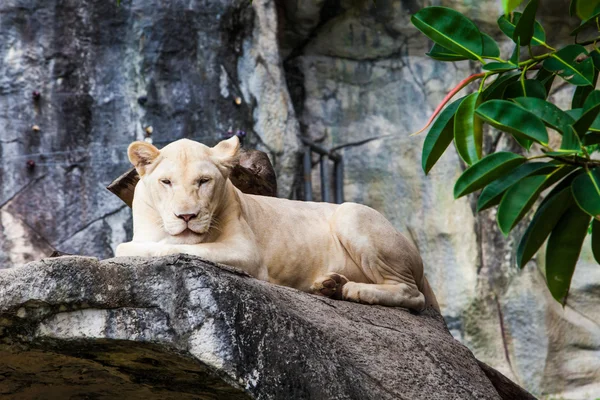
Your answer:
(127, 136), (240, 241)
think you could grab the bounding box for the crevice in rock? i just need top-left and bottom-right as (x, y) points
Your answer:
(565, 304), (600, 330)
(494, 294), (520, 386)
(280, 0), (343, 128)
(0, 175), (46, 210)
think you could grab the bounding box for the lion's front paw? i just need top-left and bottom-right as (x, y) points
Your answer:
(115, 243), (128, 257)
(310, 273), (349, 300)
(152, 245), (183, 257)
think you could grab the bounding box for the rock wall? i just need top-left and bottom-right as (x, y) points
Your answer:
(0, 0), (301, 263)
(280, 0), (600, 398)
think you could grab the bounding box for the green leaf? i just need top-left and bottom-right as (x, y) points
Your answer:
(483, 62), (518, 72)
(422, 97), (465, 174)
(572, 104), (600, 138)
(562, 126), (583, 150)
(517, 187), (574, 268)
(513, 0), (540, 46)
(497, 166), (572, 235)
(583, 132), (600, 145)
(543, 166), (578, 192)
(546, 205), (591, 303)
(581, 91), (600, 133)
(497, 12), (546, 46)
(482, 73), (520, 100)
(503, 0), (525, 14)
(512, 136), (533, 151)
(454, 152), (526, 198)
(510, 38), (521, 64)
(573, 84), (595, 108)
(512, 97), (574, 134)
(583, 90), (600, 110)
(572, 167), (600, 218)
(572, 65), (598, 109)
(411, 7), (483, 61)
(427, 43), (469, 61)
(544, 45), (595, 86)
(592, 219), (600, 264)
(535, 68), (556, 95)
(476, 100), (549, 146)
(591, 49), (600, 70)
(571, 0), (600, 20)
(497, 175), (547, 235)
(477, 162), (557, 211)
(570, 10), (600, 36)
(454, 92), (483, 165)
(540, 168), (583, 206)
(482, 34), (501, 58)
(566, 108), (584, 120)
(544, 150), (580, 157)
(503, 80), (546, 100)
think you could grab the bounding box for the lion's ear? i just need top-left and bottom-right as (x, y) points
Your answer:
(212, 135), (240, 173)
(128, 141), (160, 176)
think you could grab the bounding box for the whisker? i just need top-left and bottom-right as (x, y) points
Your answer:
(210, 214), (223, 233)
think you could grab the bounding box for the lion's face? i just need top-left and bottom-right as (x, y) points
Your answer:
(127, 137), (240, 241)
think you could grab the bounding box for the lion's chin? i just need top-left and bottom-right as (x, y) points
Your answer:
(180, 228), (207, 236)
(164, 228), (206, 245)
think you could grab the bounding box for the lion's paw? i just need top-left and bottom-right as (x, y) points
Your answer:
(310, 273), (349, 300)
(152, 245), (183, 257)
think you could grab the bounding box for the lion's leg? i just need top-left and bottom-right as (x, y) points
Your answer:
(153, 241), (267, 281)
(310, 272), (349, 299)
(115, 241), (157, 257)
(311, 273), (425, 309)
(325, 203), (431, 311)
(342, 281), (425, 309)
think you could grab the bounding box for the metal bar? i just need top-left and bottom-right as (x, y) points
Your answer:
(334, 158), (344, 204)
(320, 155), (330, 203)
(303, 146), (313, 201)
(299, 137), (341, 161)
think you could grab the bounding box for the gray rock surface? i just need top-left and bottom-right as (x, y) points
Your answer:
(281, 0), (600, 398)
(0, 0), (300, 264)
(0, 255), (513, 400)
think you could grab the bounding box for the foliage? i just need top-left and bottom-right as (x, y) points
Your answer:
(411, 0), (600, 304)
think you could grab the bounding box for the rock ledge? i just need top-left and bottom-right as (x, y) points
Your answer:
(0, 256), (528, 399)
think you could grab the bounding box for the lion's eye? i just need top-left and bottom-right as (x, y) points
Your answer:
(160, 179), (172, 185)
(198, 178), (211, 186)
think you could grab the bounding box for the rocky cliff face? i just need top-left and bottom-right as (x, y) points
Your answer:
(280, 0), (600, 398)
(0, 0), (300, 264)
(0, 255), (532, 400)
(0, 0), (598, 398)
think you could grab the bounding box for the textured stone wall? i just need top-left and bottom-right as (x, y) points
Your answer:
(0, 0), (300, 264)
(280, 0), (600, 398)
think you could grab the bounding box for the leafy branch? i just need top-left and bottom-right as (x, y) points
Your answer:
(411, 0), (600, 305)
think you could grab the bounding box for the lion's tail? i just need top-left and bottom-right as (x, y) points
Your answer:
(422, 276), (440, 313)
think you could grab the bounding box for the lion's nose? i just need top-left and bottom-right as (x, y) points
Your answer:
(176, 213), (197, 223)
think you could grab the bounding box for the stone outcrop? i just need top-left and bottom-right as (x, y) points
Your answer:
(0, 255), (533, 400)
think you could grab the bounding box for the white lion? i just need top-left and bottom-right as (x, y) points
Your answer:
(116, 137), (439, 311)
